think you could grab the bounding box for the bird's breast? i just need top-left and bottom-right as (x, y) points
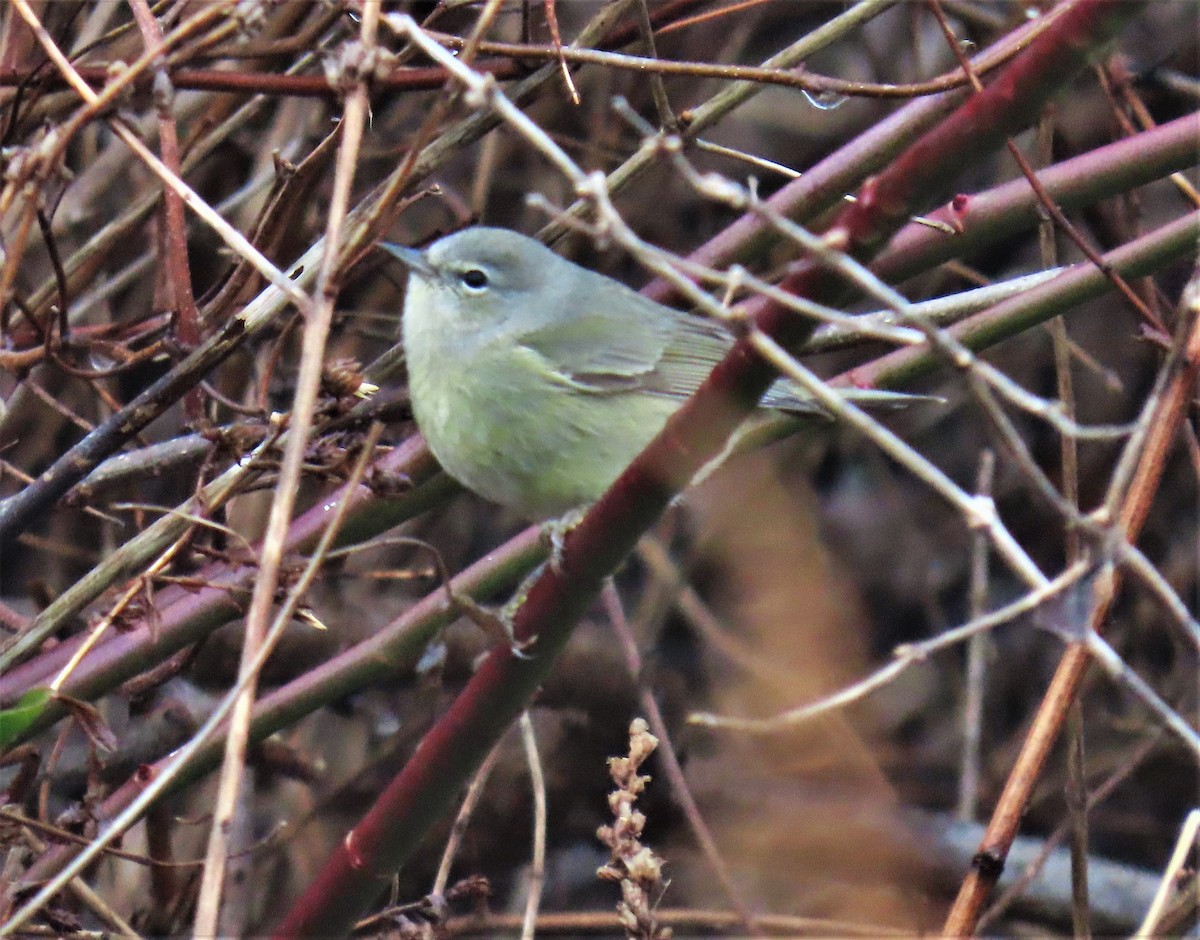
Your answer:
(404, 315), (675, 517)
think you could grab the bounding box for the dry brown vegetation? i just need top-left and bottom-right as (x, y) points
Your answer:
(0, 1), (1197, 937)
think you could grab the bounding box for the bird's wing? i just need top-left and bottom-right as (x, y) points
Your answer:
(641, 313), (733, 399)
(515, 308), (673, 393)
(517, 306), (735, 399)
(516, 303), (940, 413)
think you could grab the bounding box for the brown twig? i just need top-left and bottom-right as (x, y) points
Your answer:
(957, 449), (994, 822)
(128, 0), (201, 364)
(191, 2), (380, 927)
(543, 0), (580, 106)
(427, 29), (1019, 100)
(601, 580), (758, 933)
(927, 0), (1165, 337)
(942, 269), (1200, 935)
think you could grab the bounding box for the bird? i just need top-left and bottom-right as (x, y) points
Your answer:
(384, 226), (922, 519)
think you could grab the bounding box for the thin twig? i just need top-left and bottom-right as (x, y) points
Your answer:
(0, 410), (384, 936)
(427, 26), (1024, 100)
(128, 0), (201, 399)
(191, 2), (381, 930)
(943, 260), (1200, 936)
(543, 0), (580, 106)
(518, 712), (547, 940)
(691, 563), (1091, 732)
(927, 0), (1164, 335)
(431, 733), (508, 897)
(1036, 101), (1092, 940)
(1134, 809), (1200, 938)
(957, 449), (994, 822)
(602, 580), (760, 932)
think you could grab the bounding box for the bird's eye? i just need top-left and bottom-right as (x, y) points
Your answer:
(460, 268), (489, 290)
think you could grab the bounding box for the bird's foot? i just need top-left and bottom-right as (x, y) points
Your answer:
(542, 506), (587, 573)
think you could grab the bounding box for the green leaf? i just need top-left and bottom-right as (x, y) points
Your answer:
(0, 688), (52, 752)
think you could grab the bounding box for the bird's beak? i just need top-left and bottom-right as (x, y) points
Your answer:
(379, 241), (435, 277)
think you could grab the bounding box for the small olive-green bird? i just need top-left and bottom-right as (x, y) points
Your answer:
(384, 227), (917, 519)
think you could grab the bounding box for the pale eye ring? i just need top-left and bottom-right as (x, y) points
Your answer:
(460, 268), (489, 290)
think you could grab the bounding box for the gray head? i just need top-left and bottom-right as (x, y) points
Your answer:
(383, 227), (575, 325)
